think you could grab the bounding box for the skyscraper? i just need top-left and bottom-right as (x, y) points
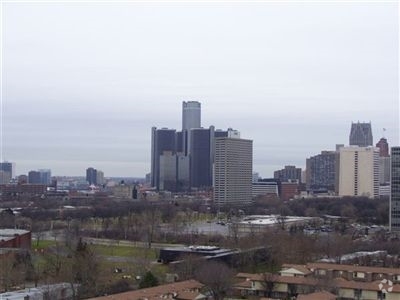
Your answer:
(273, 165), (302, 183)
(38, 169), (51, 185)
(390, 147), (400, 231)
(306, 151), (337, 191)
(189, 127), (214, 189)
(0, 162), (15, 179)
(86, 167), (97, 185)
(151, 127), (177, 190)
(182, 101), (201, 132)
(349, 121), (373, 147)
(214, 135), (253, 207)
(28, 171), (41, 184)
(376, 137), (391, 185)
(376, 137), (389, 157)
(338, 146), (379, 198)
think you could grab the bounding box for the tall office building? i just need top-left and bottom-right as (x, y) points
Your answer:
(214, 136), (253, 207)
(96, 170), (105, 186)
(86, 167), (97, 185)
(189, 127), (214, 189)
(338, 146), (379, 198)
(182, 101), (201, 156)
(390, 147), (400, 231)
(151, 127), (178, 190)
(0, 162), (15, 179)
(376, 137), (390, 185)
(274, 165), (302, 183)
(28, 171), (41, 184)
(306, 151), (337, 191)
(349, 121), (373, 147)
(376, 137), (389, 157)
(182, 101), (201, 132)
(38, 169), (51, 185)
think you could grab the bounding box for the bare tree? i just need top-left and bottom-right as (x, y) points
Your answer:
(194, 261), (235, 300)
(260, 272), (277, 298)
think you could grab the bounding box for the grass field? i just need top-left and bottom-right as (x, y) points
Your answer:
(90, 244), (158, 259)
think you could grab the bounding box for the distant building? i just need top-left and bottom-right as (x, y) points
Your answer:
(281, 182), (299, 201)
(38, 169), (51, 185)
(274, 165), (302, 183)
(0, 162), (15, 178)
(338, 146), (379, 198)
(182, 101), (201, 156)
(376, 137), (389, 157)
(151, 127), (177, 190)
(182, 101), (201, 132)
(390, 146), (400, 231)
(159, 151), (178, 191)
(189, 127), (214, 189)
(96, 170), (104, 186)
(86, 167), (97, 185)
(349, 121), (373, 147)
(112, 184), (134, 199)
(306, 151), (337, 191)
(0, 171), (11, 184)
(28, 170), (41, 184)
(252, 181), (278, 197)
(0, 229), (31, 249)
(214, 136), (253, 207)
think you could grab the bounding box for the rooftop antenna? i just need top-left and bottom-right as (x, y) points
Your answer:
(382, 128), (386, 138)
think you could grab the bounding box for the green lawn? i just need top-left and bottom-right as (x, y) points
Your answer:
(90, 244), (158, 259)
(31, 240), (57, 250)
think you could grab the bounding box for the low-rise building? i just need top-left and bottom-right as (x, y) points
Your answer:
(0, 229), (31, 249)
(234, 262), (400, 300)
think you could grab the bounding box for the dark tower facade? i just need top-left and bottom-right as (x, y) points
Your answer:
(349, 122), (373, 147)
(189, 127), (214, 189)
(151, 127), (177, 190)
(86, 167), (97, 185)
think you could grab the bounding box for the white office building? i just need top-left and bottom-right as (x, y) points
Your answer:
(338, 146), (379, 198)
(214, 136), (253, 207)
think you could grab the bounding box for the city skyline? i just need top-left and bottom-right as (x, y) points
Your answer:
(2, 2), (399, 177)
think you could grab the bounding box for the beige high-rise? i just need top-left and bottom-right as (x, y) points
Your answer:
(338, 146), (380, 198)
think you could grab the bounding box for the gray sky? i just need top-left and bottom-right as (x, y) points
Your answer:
(2, 1), (399, 178)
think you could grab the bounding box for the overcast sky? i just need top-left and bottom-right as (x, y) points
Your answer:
(2, 1), (399, 178)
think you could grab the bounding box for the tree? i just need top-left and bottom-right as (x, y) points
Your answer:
(71, 238), (99, 298)
(194, 261), (235, 300)
(260, 273), (277, 298)
(139, 271), (159, 288)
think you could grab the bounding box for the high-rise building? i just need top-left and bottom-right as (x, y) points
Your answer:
(390, 147), (400, 231)
(349, 121), (373, 147)
(214, 136), (253, 207)
(86, 167), (97, 185)
(151, 127), (177, 190)
(159, 151), (177, 191)
(338, 146), (379, 198)
(182, 101), (201, 132)
(28, 171), (41, 184)
(306, 151), (337, 191)
(0, 171), (11, 184)
(96, 170), (105, 186)
(376, 137), (389, 157)
(376, 137), (391, 185)
(274, 166), (302, 183)
(0, 162), (15, 179)
(38, 169), (51, 185)
(189, 127), (214, 189)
